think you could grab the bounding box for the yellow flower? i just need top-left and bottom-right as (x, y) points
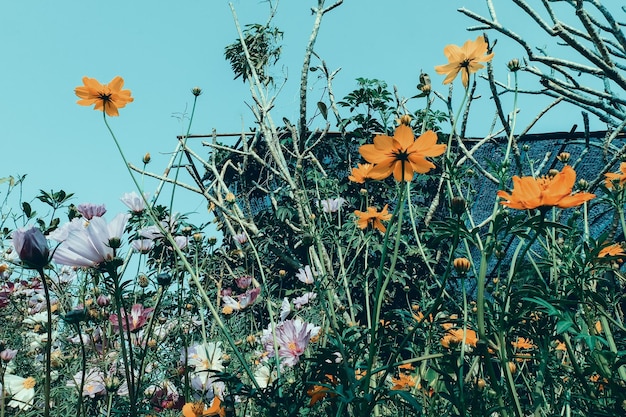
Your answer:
(358, 126), (446, 182)
(75, 76), (134, 117)
(604, 162), (626, 189)
(348, 163), (374, 183)
(497, 165), (595, 210)
(354, 205), (392, 233)
(434, 35), (495, 88)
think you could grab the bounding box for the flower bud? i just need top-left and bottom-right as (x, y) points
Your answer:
(577, 179), (589, 191)
(451, 197), (467, 216)
(143, 153), (151, 164)
(507, 59), (521, 72)
(396, 114), (412, 126)
(138, 273), (150, 288)
(453, 257), (471, 274)
(191, 87), (202, 97)
(548, 169), (559, 178)
(557, 152), (570, 163)
(12, 227), (49, 269)
(225, 192), (236, 203)
(207, 237), (217, 245)
(156, 272), (172, 287)
(64, 308), (88, 324)
(96, 295), (110, 306)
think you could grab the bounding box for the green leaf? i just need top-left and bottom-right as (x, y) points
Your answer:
(317, 101), (328, 120)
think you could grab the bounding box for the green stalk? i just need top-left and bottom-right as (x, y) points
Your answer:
(37, 267), (52, 417)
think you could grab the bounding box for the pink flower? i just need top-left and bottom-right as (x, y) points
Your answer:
(109, 303), (154, 333)
(51, 214), (130, 267)
(262, 318), (320, 367)
(221, 287), (261, 313)
(11, 227), (49, 269)
(76, 203), (106, 220)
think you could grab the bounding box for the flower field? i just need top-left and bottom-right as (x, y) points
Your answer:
(2, 2), (626, 416)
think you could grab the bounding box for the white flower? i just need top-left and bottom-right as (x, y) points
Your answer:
(320, 197), (346, 213)
(51, 213), (130, 267)
(4, 374), (36, 409)
(67, 368), (106, 398)
(187, 342), (224, 386)
(253, 365), (276, 388)
(120, 191), (148, 213)
(293, 292), (317, 309)
(280, 297), (291, 321)
(296, 265), (316, 284)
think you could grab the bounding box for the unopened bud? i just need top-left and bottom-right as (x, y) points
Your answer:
(507, 58), (521, 72)
(453, 257), (471, 274)
(137, 273), (149, 288)
(577, 179), (589, 191)
(143, 153), (151, 164)
(557, 152), (570, 163)
(451, 197), (467, 216)
(191, 87), (203, 97)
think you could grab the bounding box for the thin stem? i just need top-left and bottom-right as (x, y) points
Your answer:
(37, 267), (52, 417)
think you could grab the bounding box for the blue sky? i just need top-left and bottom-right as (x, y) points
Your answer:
(0, 1), (610, 229)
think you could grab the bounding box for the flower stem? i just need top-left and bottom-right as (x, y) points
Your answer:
(37, 267), (52, 417)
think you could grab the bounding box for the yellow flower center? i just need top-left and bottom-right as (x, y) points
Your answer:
(287, 341), (297, 352)
(23, 377), (36, 389)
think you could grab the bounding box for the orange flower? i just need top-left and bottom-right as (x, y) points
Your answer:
(598, 243), (626, 259)
(354, 205), (392, 233)
(604, 162), (626, 188)
(434, 36), (495, 88)
(358, 126), (446, 182)
(75, 76), (134, 117)
(511, 337), (535, 350)
(348, 163), (374, 183)
(181, 397), (225, 417)
(307, 375), (336, 406)
(390, 373), (417, 390)
(441, 328), (478, 348)
(497, 165), (595, 210)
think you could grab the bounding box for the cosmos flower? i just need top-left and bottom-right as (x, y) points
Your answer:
(109, 303), (154, 333)
(75, 76), (134, 117)
(131, 239), (154, 254)
(359, 126), (446, 182)
(11, 226), (49, 269)
(293, 292), (317, 309)
(307, 375), (336, 406)
(348, 163), (374, 183)
(188, 342), (224, 372)
(76, 203), (106, 220)
(354, 205), (392, 233)
(253, 365), (276, 389)
(390, 373), (417, 391)
(434, 35), (495, 88)
(605, 162), (626, 189)
(497, 166), (595, 210)
(296, 265), (316, 284)
(4, 374), (36, 409)
(441, 327), (478, 349)
(598, 242), (626, 258)
(221, 287), (261, 314)
(66, 369), (106, 397)
(51, 213), (130, 267)
(182, 397), (225, 417)
(319, 197), (346, 213)
(120, 191), (148, 212)
(262, 318), (320, 367)
(511, 337), (535, 350)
